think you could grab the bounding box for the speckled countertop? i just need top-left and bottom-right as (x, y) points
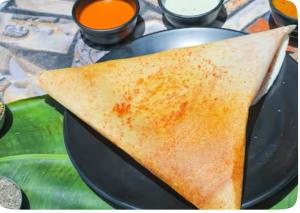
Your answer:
(0, 0), (298, 104)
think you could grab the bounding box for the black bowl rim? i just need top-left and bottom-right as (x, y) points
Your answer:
(269, 0), (298, 22)
(72, 0), (140, 32)
(158, 0), (224, 19)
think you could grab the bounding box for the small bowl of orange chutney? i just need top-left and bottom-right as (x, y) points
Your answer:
(72, 0), (140, 44)
(269, 0), (298, 35)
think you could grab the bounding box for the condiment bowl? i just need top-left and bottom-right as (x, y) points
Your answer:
(0, 101), (5, 132)
(158, 0), (224, 28)
(0, 176), (23, 209)
(72, 0), (140, 45)
(269, 0), (298, 35)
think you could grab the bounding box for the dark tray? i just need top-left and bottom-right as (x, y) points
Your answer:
(64, 27), (298, 209)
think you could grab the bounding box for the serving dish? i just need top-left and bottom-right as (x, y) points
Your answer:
(269, 0), (298, 37)
(269, 0), (298, 25)
(0, 101), (5, 131)
(72, 0), (140, 44)
(63, 28), (298, 209)
(158, 0), (224, 27)
(0, 176), (22, 209)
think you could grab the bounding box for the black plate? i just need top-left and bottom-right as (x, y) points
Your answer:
(64, 28), (298, 209)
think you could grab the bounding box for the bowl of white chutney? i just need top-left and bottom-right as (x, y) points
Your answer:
(158, 0), (224, 27)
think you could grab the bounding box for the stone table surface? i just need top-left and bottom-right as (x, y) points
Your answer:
(0, 0), (298, 209)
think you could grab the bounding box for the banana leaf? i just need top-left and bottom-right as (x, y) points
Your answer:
(0, 96), (112, 209)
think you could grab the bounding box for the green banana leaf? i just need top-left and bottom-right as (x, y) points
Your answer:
(272, 187), (297, 209)
(0, 96), (297, 209)
(0, 96), (112, 209)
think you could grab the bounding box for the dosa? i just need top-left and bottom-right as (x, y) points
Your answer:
(38, 26), (294, 209)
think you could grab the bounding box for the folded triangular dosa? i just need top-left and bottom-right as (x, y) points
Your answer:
(38, 26), (293, 209)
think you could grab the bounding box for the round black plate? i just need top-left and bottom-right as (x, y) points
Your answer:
(64, 28), (298, 209)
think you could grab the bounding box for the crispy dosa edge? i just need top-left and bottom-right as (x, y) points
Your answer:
(252, 25), (295, 104)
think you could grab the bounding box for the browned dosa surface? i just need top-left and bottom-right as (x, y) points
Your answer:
(38, 26), (291, 209)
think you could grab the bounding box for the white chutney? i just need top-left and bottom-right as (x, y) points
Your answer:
(162, 0), (221, 16)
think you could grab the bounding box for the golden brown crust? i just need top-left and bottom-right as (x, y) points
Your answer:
(38, 27), (289, 209)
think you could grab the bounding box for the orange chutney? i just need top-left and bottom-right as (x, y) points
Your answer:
(78, 0), (136, 29)
(272, 0), (298, 19)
